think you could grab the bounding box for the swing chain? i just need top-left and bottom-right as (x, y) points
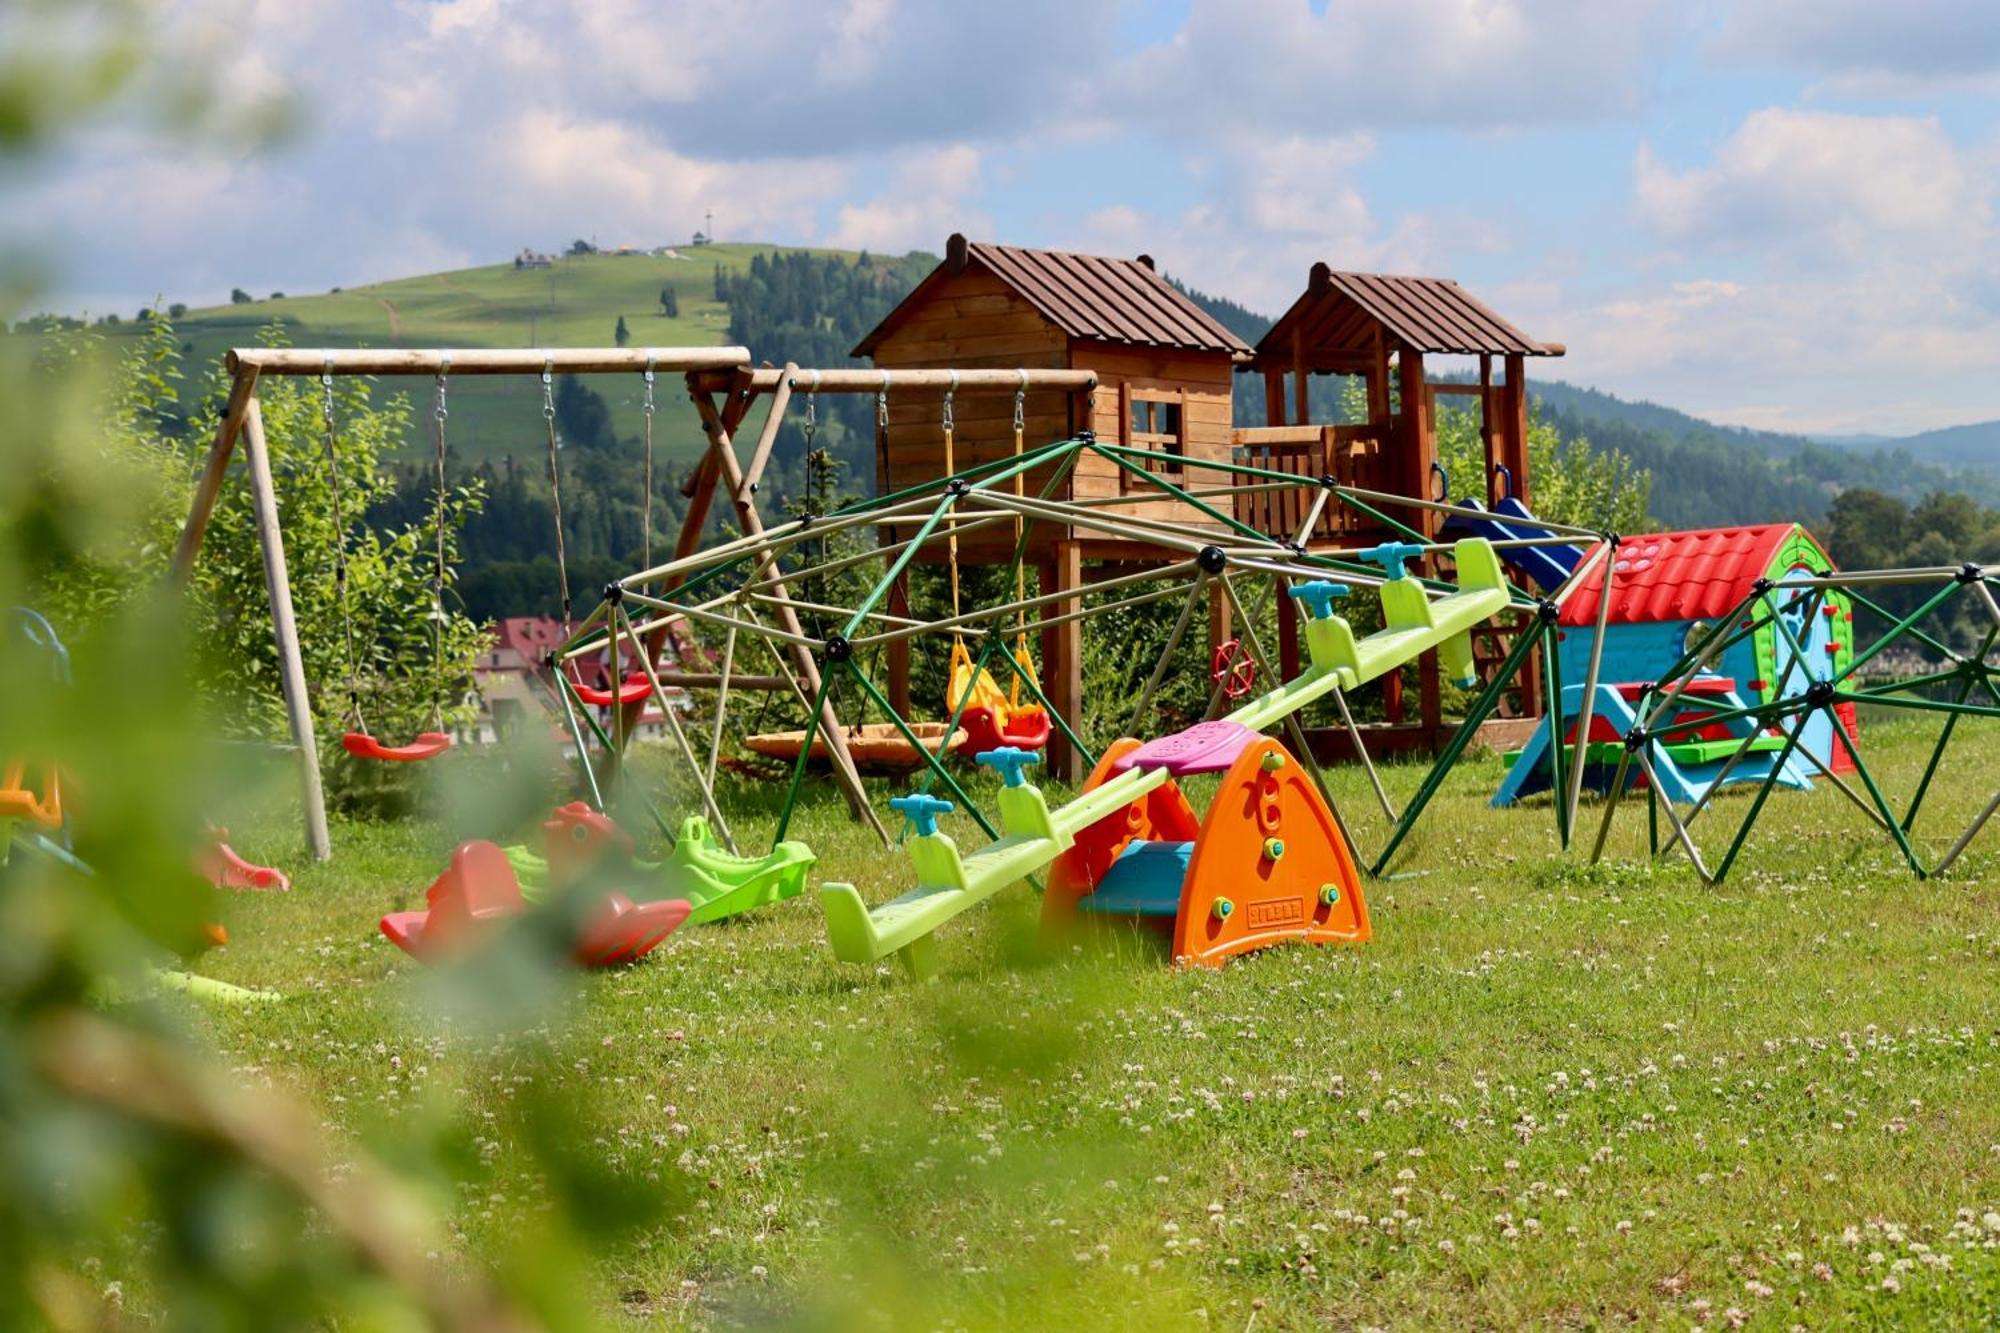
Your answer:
(877, 373), (890, 429)
(1013, 369), (1026, 434)
(429, 356), (451, 729)
(541, 356), (573, 629)
(641, 353), (656, 579)
(320, 355), (364, 730)
(942, 370), (956, 435)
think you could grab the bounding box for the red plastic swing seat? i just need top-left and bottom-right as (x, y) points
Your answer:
(342, 731), (453, 763)
(379, 840), (692, 968)
(568, 674), (653, 707)
(958, 703), (1053, 757)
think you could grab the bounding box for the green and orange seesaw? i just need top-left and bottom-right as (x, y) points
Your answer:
(820, 537), (1512, 978)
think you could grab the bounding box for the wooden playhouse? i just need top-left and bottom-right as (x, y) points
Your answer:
(852, 235), (1568, 776)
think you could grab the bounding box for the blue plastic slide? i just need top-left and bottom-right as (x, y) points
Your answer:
(1446, 497), (1587, 593)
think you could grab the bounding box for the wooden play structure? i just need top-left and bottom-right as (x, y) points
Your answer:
(848, 236), (1570, 776)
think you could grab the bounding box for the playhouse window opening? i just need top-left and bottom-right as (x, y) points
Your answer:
(1124, 388), (1187, 483)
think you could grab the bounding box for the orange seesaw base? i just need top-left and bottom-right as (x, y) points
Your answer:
(1043, 734), (1370, 968)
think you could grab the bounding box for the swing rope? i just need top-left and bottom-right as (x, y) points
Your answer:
(640, 353), (656, 585)
(1010, 372), (1030, 672)
(944, 371), (960, 623)
(429, 359), (449, 731)
(319, 357), (366, 733)
(541, 357), (574, 632)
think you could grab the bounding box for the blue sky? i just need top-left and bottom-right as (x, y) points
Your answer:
(21, 0), (2000, 436)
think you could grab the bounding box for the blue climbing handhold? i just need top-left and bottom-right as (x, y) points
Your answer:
(889, 793), (954, 838)
(975, 746), (1039, 788)
(1360, 541), (1429, 581)
(1285, 580), (1352, 620)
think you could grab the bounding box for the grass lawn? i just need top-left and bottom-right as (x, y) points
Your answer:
(184, 713), (2000, 1328)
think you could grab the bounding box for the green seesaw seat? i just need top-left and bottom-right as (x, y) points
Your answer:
(820, 748), (1170, 977)
(1233, 537), (1512, 732)
(508, 805), (814, 926)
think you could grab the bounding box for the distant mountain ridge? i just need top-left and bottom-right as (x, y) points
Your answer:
(1166, 279), (2000, 528)
(1825, 417), (2000, 471)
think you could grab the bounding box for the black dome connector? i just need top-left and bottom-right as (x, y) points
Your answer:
(822, 634), (853, 665)
(1536, 597), (1560, 625)
(1319, 474), (1339, 490)
(1805, 679), (1836, 709)
(1075, 428), (1097, 445)
(603, 582), (624, 604)
(1197, 545), (1228, 575)
(946, 477), (971, 497)
(1751, 576), (1774, 596)
(1623, 725), (1649, 751)
(1956, 561), (1984, 584)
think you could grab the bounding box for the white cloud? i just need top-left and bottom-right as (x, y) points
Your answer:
(1633, 110), (1988, 262)
(1068, 133), (1476, 314)
(826, 146), (988, 254)
(1095, 0), (1677, 138)
(1710, 0), (2000, 95)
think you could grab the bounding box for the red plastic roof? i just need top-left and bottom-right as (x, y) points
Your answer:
(1557, 524), (1821, 627)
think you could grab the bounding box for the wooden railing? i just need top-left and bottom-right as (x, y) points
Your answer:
(1230, 423), (1390, 543)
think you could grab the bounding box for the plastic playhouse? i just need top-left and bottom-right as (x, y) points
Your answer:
(1551, 524), (1858, 775)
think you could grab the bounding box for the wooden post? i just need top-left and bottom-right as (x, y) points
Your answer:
(1263, 369), (1286, 428)
(1477, 354), (1496, 497)
(170, 367), (260, 582)
(1291, 327), (1310, 427)
(240, 395), (331, 862)
(1276, 574), (1301, 679)
(1396, 350), (1432, 537)
(1368, 328), (1392, 427)
(1501, 353), (1530, 508)
(1042, 541), (1084, 782)
(689, 391), (886, 842)
(737, 363), (796, 498)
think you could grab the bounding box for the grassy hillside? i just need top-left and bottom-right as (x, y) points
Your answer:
(70, 244), (853, 465)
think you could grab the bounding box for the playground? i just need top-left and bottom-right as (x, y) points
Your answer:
(7, 237), (1999, 1328)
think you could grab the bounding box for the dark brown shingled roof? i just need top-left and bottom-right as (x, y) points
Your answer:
(1253, 263), (1561, 366)
(853, 233), (1251, 357)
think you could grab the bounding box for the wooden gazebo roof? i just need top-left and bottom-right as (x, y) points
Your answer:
(1252, 262), (1562, 372)
(854, 233), (1250, 358)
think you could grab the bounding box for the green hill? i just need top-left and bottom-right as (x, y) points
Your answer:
(50, 244), (851, 466)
